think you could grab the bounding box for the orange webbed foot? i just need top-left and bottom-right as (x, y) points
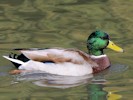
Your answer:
(9, 70), (24, 74)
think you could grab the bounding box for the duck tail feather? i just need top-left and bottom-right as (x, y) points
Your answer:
(3, 53), (30, 68)
(3, 55), (25, 65)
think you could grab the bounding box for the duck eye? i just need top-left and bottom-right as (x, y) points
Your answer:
(101, 35), (109, 40)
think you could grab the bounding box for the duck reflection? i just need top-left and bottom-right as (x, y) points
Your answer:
(87, 82), (108, 100)
(15, 64), (125, 100)
(17, 71), (109, 99)
(16, 71), (93, 88)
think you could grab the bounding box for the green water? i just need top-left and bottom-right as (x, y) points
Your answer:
(0, 0), (133, 100)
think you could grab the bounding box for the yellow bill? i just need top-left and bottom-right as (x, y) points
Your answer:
(107, 40), (124, 52)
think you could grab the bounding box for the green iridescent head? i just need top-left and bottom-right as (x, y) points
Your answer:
(87, 31), (123, 56)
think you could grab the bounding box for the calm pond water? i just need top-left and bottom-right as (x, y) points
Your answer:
(0, 0), (133, 100)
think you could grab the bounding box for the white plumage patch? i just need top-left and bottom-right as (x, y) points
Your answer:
(90, 54), (107, 59)
(19, 60), (93, 76)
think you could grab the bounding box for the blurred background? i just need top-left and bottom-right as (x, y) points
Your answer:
(0, 0), (132, 100)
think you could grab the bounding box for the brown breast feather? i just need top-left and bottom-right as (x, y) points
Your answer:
(91, 56), (110, 73)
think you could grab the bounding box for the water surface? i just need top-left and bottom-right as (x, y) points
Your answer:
(0, 0), (133, 100)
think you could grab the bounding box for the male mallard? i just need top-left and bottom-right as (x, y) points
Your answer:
(3, 31), (123, 76)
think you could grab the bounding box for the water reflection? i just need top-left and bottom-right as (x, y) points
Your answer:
(16, 71), (109, 99)
(18, 72), (111, 100)
(87, 83), (122, 100)
(16, 71), (93, 88)
(87, 83), (107, 100)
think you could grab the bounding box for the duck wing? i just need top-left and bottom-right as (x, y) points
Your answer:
(20, 48), (65, 62)
(20, 48), (97, 66)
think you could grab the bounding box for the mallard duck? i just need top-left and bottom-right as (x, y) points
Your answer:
(3, 31), (123, 76)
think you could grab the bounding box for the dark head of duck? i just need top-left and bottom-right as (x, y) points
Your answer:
(87, 31), (123, 56)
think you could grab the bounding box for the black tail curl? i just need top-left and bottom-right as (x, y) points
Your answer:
(9, 53), (29, 68)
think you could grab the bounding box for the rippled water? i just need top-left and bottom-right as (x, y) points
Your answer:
(0, 0), (133, 100)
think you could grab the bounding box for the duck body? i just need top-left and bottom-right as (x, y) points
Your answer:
(3, 31), (123, 76)
(3, 48), (110, 76)
(19, 48), (94, 76)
